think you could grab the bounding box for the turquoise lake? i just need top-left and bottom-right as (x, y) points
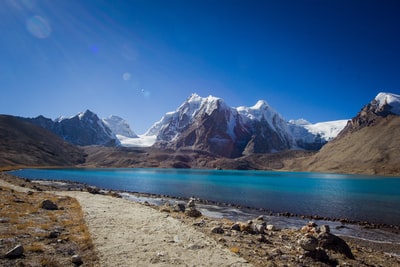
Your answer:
(10, 168), (400, 225)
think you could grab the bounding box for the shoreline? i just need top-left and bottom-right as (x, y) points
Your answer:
(6, 174), (399, 244)
(28, 177), (400, 232)
(2, 172), (400, 266)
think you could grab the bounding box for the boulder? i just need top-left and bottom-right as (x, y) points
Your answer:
(41, 199), (58, 210)
(298, 234), (318, 251)
(317, 232), (354, 259)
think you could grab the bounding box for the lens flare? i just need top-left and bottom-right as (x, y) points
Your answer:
(122, 72), (131, 81)
(26, 15), (52, 39)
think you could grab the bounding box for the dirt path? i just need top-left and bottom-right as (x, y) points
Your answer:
(59, 191), (253, 266)
(0, 178), (252, 266)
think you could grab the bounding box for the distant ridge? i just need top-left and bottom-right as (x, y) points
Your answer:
(0, 115), (86, 167)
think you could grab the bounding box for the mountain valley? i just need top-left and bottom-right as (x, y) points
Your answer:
(1, 92), (399, 175)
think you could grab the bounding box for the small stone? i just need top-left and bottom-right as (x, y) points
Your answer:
(230, 222), (241, 231)
(41, 199), (58, 210)
(266, 224), (276, 231)
(48, 230), (60, 238)
(185, 208), (202, 218)
(173, 203), (186, 212)
(187, 197), (196, 208)
(87, 186), (100, 194)
(257, 234), (271, 243)
(5, 244), (24, 258)
(71, 254), (83, 265)
(211, 226), (224, 234)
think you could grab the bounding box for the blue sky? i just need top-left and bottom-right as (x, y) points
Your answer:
(1, 0), (399, 133)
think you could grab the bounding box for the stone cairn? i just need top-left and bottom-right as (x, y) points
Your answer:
(184, 197), (202, 218)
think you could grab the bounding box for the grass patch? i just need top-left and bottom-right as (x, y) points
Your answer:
(0, 177), (99, 266)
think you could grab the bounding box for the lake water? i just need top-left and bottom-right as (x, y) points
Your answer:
(9, 168), (400, 226)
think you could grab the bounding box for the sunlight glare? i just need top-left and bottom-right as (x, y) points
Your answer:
(26, 15), (52, 39)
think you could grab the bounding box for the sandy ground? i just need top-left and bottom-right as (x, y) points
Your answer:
(64, 191), (254, 266)
(0, 178), (252, 266)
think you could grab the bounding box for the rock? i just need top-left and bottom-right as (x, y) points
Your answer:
(239, 221), (254, 233)
(211, 226), (224, 234)
(87, 186), (100, 194)
(254, 223), (266, 234)
(298, 234), (318, 251)
(317, 232), (355, 259)
(48, 230), (60, 238)
(320, 224), (330, 233)
(41, 199), (58, 210)
(185, 208), (202, 218)
(230, 222), (241, 231)
(173, 203), (186, 212)
(308, 221), (318, 227)
(71, 254), (83, 265)
(187, 197), (196, 208)
(304, 247), (330, 262)
(5, 244), (24, 258)
(256, 215), (264, 221)
(266, 224), (276, 231)
(257, 234), (271, 243)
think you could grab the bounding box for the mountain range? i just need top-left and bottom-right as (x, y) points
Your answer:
(1, 92), (399, 175)
(24, 93), (348, 157)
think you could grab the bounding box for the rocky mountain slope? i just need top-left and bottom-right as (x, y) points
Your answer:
(0, 115), (86, 167)
(27, 110), (118, 146)
(145, 94), (342, 157)
(286, 92), (400, 175)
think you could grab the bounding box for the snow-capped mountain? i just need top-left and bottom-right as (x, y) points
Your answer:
(145, 93), (336, 157)
(146, 94), (250, 157)
(102, 115), (138, 138)
(372, 92), (400, 115)
(339, 92), (400, 136)
(28, 110), (118, 146)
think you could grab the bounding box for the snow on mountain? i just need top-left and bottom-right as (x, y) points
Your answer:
(373, 92), (400, 115)
(288, 119), (348, 144)
(102, 115), (138, 138)
(117, 134), (157, 147)
(145, 93), (230, 140)
(28, 110), (118, 146)
(236, 100), (295, 146)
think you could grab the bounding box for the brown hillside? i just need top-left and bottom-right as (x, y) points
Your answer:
(286, 115), (400, 175)
(0, 115), (86, 167)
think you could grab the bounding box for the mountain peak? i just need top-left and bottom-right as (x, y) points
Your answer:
(374, 92), (400, 115)
(78, 109), (97, 119)
(252, 100), (270, 110)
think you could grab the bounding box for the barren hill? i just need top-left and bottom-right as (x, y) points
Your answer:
(0, 115), (86, 167)
(285, 114), (400, 175)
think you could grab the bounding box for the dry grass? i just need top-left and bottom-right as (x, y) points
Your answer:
(0, 176), (99, 266)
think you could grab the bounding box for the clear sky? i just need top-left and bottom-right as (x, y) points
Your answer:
(1, 0), (399, 134)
